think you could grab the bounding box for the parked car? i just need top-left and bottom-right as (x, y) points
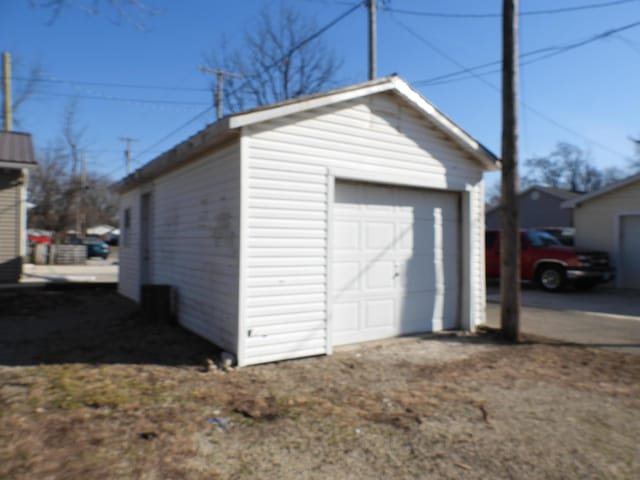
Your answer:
(485, 229), (614, 292)
(70, 236), (110, 259)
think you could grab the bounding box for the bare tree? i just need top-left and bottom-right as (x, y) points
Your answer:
(29, 0), (160, 30)
(28, 101), (118, 237)
(522, 142), (619, 193)
(206, 5), (342, 113)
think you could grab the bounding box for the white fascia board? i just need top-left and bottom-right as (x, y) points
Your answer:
(228, 82), (396, 129)
(389, 77), (500, 172)
(0, 160), (36, 170)
(562, 173), (640, 208)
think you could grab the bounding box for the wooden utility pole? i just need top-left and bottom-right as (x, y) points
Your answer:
(198, 66), (242, 120)
(119, 137), (138, 175)
(500, 0), (521, 341)
(3, 52), (12, 131)
(368, 0), (377, 80)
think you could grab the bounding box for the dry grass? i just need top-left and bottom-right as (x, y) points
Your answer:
(1, 287), (639, 479)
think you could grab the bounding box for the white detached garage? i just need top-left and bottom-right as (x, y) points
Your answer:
(115, 76), (499, 366)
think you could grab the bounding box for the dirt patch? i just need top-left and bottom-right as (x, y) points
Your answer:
(1, 288), (639, 479)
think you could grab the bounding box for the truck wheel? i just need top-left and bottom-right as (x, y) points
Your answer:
(538, 265), (565, 292)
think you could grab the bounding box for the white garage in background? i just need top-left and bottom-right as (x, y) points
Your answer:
(115, 76), (499, 366)
(563, 173), (640, 289)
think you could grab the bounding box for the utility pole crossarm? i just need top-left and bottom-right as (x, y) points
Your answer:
(198, 66), (242, 120)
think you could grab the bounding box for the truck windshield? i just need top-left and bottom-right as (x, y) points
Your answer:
(526, 230), (563, 247)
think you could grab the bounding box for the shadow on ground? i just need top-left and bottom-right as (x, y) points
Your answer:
(0, 285), (219, 367)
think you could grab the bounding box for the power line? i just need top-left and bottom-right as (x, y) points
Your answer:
(383, 0), (639, 19)
(224, 1), (365, 100)
(107, 1), (365, 180)
(413, 18), (640, 86)
(99, 105), (215, 180)
(13, 75), (208, 92)
(33, 91), (209, 106)
(390, 15), (629, 160)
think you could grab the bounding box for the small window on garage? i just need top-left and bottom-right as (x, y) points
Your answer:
(122, 208), (131, 247)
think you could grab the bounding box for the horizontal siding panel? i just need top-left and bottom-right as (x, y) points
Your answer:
(248, 207), (326, 220)
(249, 228), (325, 239)
(247, 292), (325, 308)
(249, 164), (327, 180)
(249, 283), (325, 297)
(247, 265), (326, 277)
(248, 238), (325, 248)
(248, 218), (326, 229)
(248, 198), (326, 211)
(249, 320), (326, 337)
(248, 247), (326, 258)
(250, 188), (326, 203)
(249, 178), (327, 193)
(247, 275), (326, 287)
(247, 302), (326, 318)
(246, 329), (325, 348)
(246, 310), (326, 327)
(248, 256), (325, 267)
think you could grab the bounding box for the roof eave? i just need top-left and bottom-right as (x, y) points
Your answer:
(561, 172), (640, 208)
(114, 117), (234, 193)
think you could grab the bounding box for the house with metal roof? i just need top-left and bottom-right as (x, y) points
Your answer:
(0, 131), (36, 283)
(115, 75), (499, 366)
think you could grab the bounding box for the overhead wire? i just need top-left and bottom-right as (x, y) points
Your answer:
(105, 0), (366, 180)
(13, 75), (209, 92)
(383, 0), (639, 19)
(389, 14), (630, 160)
(413, 19), (640, 86)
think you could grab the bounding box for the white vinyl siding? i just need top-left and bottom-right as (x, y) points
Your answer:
(0, 170), (22, 283)
(242, 92), (486, 365)
(118, 144), (241, 353)
(572, 180), (640, 288)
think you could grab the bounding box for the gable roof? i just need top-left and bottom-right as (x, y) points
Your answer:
(561, 172), (640, 208)
(0, 131), (37, 169)
(116, 76), (499, 192)
(485, 185), (578, 215)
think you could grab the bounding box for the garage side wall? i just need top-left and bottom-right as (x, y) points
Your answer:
(242, 93), (486, 365)
(118, 143), (241, 354)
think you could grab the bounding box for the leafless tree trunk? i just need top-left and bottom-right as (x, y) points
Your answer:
(206, 5), (342, 114)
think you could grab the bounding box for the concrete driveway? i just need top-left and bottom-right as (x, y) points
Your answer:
(485, 284), (640, 354)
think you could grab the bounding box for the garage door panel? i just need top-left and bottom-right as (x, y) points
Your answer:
(334, 220), (360, 250)
(365, 299), (396, 328)
(365, 222), (395, 250)
(332, 181), (459, 346)
(333, 261), (361, 295)
(333, 302), (359, 334)
(365, 261), (395, 289)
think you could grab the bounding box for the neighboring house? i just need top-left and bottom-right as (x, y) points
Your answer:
(485, 185), (579, 229)
(562, 173), (640, 289)
(0, 131), (36, 283)
(115, 76), (499, 366)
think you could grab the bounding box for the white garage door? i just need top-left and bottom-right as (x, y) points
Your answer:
(331, 181), (460, 346)
(620, 215), (640, 288)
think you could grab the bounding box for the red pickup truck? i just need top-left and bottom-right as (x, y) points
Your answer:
(485, 229), (615, 292)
